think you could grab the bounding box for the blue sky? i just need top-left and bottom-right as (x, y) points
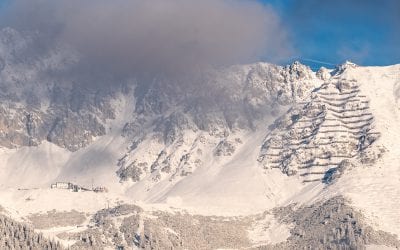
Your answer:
(263, 0), (400, 68)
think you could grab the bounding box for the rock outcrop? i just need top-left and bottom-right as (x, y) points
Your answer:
(116, 62), (320, 183)
(258, 76), (382, 182)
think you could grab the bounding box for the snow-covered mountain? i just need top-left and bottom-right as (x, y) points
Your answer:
(0, 28), (400, 249)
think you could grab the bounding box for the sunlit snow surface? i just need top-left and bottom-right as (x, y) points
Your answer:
(0, 63), (399, 246)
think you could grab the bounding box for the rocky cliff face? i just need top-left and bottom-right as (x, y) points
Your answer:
(258, 67), (384, 182)
(3, 27), (385, 188)
(116, 61), (320, 183)
(0, 28), (117, 151)
(0, 27), (322, 181)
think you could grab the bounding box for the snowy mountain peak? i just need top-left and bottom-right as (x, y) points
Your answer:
(1, 50), (400, 248)
(333, 60), (358, 75)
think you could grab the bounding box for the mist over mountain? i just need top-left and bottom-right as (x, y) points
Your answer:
(0, 1), (399, 249)
(0, 0), (292, 78)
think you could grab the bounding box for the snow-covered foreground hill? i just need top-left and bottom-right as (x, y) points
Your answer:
(0, 30), (399, 249)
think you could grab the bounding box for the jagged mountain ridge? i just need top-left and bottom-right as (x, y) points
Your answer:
(0, 28), (318, 154)
(1, 27), (400, 249)
(114, 61), (321, 184)
(0, 28), (324, 186)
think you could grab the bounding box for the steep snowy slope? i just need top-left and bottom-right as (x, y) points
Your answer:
(0, 28), (399, 248)
(255, 63), (400, 238)
(0, 60), (320, 215)
(0, 29), (324, 217)
(325, 64), (400, 237)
